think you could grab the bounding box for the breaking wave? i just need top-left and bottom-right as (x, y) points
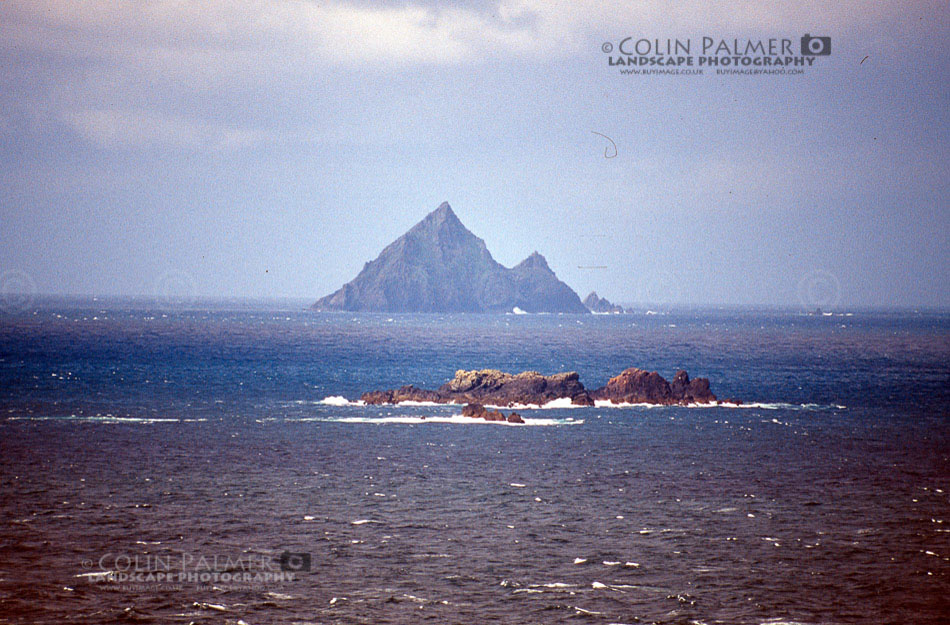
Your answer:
(320, 396), (365, 406)
(6, 415), (207, 424)
(319, 396), (844, 412)
(302, 415), (582, 426)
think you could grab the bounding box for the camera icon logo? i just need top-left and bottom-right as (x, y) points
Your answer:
(801, 34), (831, 56)
(279, 551), (311, 572)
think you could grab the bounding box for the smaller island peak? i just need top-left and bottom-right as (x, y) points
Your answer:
(583, 291), (626, 314)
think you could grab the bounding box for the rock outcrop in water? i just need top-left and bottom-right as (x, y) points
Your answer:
(583, 291), (626, 314)
(589, 367), (715, 404)
(362, 369), (595, 406)
(462, 403), (524, 423)
(313, 202), (588, 313)
(360, 367), (718, 407)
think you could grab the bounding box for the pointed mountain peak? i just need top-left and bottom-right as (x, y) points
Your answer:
(411, 201), (465, 233)
(515, 251), (551, 271)
(429, 201), (458, 222)
(313, 202), (589, 313)
(585, 291), (599, 300)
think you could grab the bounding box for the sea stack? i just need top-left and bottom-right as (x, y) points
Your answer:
(313, 202), (588, 313)
(583, 291), (626, 314)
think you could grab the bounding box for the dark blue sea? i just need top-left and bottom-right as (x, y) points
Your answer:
(1, 298), (948, 624)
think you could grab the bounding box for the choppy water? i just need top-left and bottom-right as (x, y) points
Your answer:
(0, 298), (948, 624)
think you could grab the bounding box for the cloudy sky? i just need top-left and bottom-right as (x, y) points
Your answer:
(1, 0), (947, 307)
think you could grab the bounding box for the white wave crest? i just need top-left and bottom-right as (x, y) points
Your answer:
(320, 396), (365, 406)
(324, 415), (582, 426)
(592, 400), (843, 411)
(7, 415), (204, 424)
(392, 400), (447, 407)
(488, 397), (581, 410)
(322, 397), (844, 412)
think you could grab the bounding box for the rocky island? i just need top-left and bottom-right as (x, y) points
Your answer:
(360, 366), (720, 412)
(314, 202), (589, 313)
(583, 291), (626, 314)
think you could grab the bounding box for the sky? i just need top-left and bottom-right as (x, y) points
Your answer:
(0, 0), (947, 308)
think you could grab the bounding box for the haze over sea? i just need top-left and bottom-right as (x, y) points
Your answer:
(1, 298), (947, 624)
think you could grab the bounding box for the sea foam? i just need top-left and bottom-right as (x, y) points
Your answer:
(327, 415), (580, 426)
(320, 396), (365, 406)
(317, 396), (844, 412)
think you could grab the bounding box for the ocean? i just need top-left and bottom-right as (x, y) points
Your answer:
(0, 298), (947, 624)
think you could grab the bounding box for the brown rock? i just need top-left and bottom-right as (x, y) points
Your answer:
(437, 369), (590, 406)
(484, 410), (506, 421)
(361, 385), (441, 405)
(360, 390), (395, 405)
(507, 412), (524, 424)
(685, 377), (715, 403)
(571, 392), (595, 406)
(670, 370), (716, 403)
(461, 403), (487, 418)
(591, 368), (673, 404)
(360, 366), (722, 407)
(390, 385), (442, 403)
(670, 370), (690, 398)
